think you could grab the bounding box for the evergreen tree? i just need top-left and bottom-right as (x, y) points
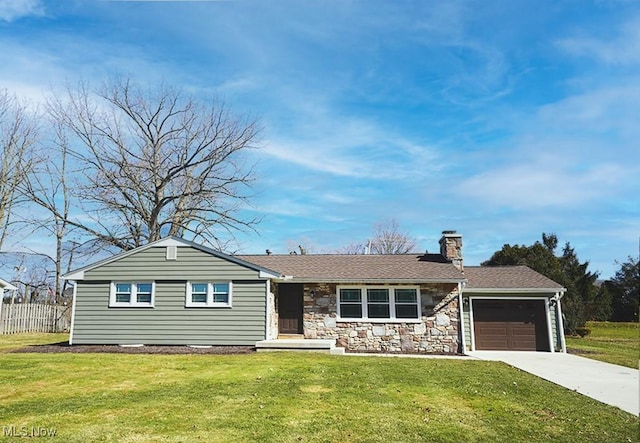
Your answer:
(606, 257), (639, 322)
(482, 233), (600, 334)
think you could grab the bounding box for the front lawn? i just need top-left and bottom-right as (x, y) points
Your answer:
(0, 334), (637, 442)
(566, 321), (639, 368)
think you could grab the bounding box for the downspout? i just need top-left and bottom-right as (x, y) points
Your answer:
(555, 291), (567, 353)
(265, 279), (271, 340)
(68, 281), (78, 346)
(458, 281), (467, 354)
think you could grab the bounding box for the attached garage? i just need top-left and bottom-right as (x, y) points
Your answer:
(472, 299), (550, 351)
(461, 266), (567, 353)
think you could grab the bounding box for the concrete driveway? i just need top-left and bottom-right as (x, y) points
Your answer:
(467, 351), (639, 416)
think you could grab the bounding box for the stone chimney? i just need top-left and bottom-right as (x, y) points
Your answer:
(439, 230), (463, 271)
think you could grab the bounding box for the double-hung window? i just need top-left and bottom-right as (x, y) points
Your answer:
(367, 288), (390, 318)
(186, 282), (232, 307)
(337, 286), (420, 321)
(394, 288), (419, 318)
(110, 282), (155, 307)
(339, 288), (362, 318)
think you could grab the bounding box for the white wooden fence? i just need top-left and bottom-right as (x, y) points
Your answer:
(0, 304), (71, 334)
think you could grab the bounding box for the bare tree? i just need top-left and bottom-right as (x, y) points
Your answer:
(334, 242), (366, 254)
(0, 90), (39, 250)
(370, 219), (417, 254)
(334, 219), (418, 254)
(19, 119), (80, 299)
(45, 78), (261, 251)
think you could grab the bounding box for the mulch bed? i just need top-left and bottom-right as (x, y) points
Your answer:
(10, 342), (255, 355)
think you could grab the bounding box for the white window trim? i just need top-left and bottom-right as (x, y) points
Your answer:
(337, 285), (421, 323)
(109, 282), (155, 308)
(186, 281), (233, 308)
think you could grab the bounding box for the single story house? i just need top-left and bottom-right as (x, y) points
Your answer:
(63, 231), (566, 353)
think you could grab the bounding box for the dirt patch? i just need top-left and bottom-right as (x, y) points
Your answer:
(10, 342), (255, 355)
(566, 347), (598, 355)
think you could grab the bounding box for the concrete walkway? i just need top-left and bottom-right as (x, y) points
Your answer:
(467, 351), (639, 415)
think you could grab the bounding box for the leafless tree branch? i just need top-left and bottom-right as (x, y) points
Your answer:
(44, 78), (262, 251)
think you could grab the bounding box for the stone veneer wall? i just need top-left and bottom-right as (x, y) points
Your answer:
(301, 283), (460, 354)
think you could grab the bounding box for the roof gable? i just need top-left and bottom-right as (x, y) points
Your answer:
(63, 237), (281, 280)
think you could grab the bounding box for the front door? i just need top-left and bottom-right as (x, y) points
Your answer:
(278, 283), (303, 335)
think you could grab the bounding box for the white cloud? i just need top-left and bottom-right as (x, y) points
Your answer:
(456, 79), (640, 210)
(0, 0), (44, 22)
(557, 16), (640, 66)
(535, 83), (640, 139)
(262, 105), (442, 180)
(457, 162), (625, 209)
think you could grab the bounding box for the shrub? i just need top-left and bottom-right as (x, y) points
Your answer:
(575, 327), (591, 337)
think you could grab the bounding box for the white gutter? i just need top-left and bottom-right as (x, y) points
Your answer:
(273, 278), (466, 284)
(555, 291), (567, 353)
(265, 279), (272, 340)
(464, 287), (566, 294)
(458, 281), (467, 354)
(68, 283), (78, 346)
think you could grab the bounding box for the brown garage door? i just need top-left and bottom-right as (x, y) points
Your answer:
(473, 300), (550, 351)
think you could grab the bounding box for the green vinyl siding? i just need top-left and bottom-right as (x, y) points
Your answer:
(72, 281), (267, 345)
(72, 245), (268, 346)
(84, 246), (262, 281)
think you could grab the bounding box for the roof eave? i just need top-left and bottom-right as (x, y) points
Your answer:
(273, 277), (466, 284)
(0, 278), (18, 291)
(464, 287), (566, 293)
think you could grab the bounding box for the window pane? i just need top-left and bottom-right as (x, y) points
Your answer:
(192, 293), (207, 303)
(395, 304), (419, 319)
(340, 304), (362, 318)
(136, 283), (152, 303)
(137, 293), (152, 303)
(192, 283), (207, 294)
(395, 289), (417, 303)
(116, 283), (131, 293)
(115, 283), (131, 303)
(367, 303), (390, 318)
(367, 288), (389, 303)
(115, 293), (130, 303)
(212, 293), (228, 303)
(190, 283), (207, 303)
(340, 289), (361, 302)
(213, 283), (229, 294)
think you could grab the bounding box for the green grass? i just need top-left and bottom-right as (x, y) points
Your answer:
(566, 321), (639, 368)
(0, 332), (68, 352)
(0, 334), (637, 443)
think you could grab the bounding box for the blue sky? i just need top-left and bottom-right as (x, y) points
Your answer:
(1, 0), (639, 278)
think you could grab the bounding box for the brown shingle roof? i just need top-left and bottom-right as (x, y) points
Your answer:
(464, 266), (564, 290)
(236, 254), (465, 282)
